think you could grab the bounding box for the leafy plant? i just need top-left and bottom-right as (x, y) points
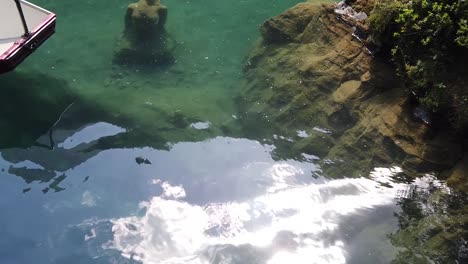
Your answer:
(369, 0), (468, 131)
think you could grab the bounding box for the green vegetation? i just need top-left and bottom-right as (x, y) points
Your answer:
(369, 0), (468, 132)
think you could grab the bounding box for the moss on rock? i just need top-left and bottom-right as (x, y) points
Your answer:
(240, 2), (463, 177)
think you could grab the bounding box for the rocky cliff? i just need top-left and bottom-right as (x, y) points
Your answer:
(240, 2), (466, 181)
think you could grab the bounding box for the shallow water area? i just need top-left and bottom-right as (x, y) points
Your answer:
(0, 0), (464, 263)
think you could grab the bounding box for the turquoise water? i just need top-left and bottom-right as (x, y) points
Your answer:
(0, 0), (463, 263)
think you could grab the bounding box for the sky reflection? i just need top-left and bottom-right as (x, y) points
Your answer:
(0, 126), (438, 264)
(105, 167), (406, 264)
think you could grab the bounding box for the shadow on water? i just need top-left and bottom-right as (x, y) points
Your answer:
(0, 69), (231, 194)
(0, 70), (84, 192)
(0, 70), (137, 192)
(0, 70), (76, 148)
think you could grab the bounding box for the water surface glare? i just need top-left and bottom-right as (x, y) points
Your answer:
(0, 133), (442, 263)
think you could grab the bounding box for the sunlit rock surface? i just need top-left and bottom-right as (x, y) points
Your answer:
(240, 2), (463, 177)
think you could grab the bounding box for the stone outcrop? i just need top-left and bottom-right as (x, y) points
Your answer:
(114, 0), (175, 65)
(240, 2), (463, 177)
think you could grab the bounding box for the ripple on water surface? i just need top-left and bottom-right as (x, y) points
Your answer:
(0, 127), (446, 264)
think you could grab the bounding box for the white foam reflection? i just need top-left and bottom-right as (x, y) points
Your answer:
(296, 130), (309, 138)
(190, 122), (211, 130)
(107, 166), (409, 264)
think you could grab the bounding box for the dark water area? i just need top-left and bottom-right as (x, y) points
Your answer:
(0, 0), (465, 263)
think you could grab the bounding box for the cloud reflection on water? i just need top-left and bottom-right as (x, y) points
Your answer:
(104, 165), (407, 264)
(0, 132), (438, 264)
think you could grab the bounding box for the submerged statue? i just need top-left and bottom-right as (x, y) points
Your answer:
(114, 0), (175, 65)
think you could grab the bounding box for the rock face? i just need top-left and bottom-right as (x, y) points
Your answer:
(447, 154), (468, 191)
(240, 2), (463, 177)
(114, 0), (174, 65)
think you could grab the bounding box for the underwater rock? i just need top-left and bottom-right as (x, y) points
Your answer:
(114, 0), (175, 65)
(240, 2), (463, 177)
(170, 110), (195, 129)
(447, 154), (468, 192)
(295, 132), (335, 158)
